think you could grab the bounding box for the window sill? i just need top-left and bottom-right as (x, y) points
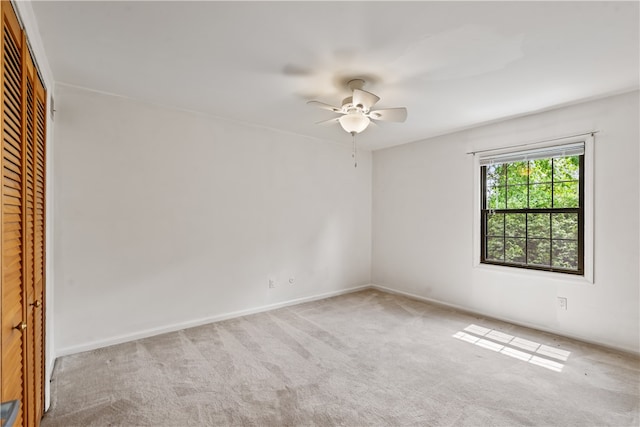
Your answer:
(473, 261), (594, 285)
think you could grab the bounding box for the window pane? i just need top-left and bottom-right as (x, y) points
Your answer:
(486, 164), (506, 187)
(553, 156), (579, 182)
(530, 158), (552, 184)
(552, 240), (578, 270)
(487, 213), (504, 236)
(552, 213), (578, 240)
(553, 181), (579, 208)
(486, 237), (504, 261)
(505, 213), (525, 237)
(527, 238), (550, 266)
(507, 161), (528, 185)
(505, 238), (526, 263)
(528, 213), (550, 238)
(487, 186), (506, 209)
(507, 185), (527, 209)
(481, 152), (582, 274)
(529, 183), (552, 208)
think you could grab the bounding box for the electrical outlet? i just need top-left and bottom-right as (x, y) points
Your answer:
(558, 297), (567, 310)
(269, 279), (276, 289)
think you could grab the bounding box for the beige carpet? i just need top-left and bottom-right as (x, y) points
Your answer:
(42, 289), (639, 426)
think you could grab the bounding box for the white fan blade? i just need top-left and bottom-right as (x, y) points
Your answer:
(315, 117), (340, 126)
(368, 107), (408, 122)
(352, 89), (380, 111)
(307, 100), (341, 112)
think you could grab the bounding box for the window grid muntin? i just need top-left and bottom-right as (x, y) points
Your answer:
(481, 155), (584, 275)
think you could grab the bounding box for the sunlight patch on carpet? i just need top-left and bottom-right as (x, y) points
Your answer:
(453, 324), (571, 372)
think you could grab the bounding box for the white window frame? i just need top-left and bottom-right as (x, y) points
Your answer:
(472, 134), (594, 283)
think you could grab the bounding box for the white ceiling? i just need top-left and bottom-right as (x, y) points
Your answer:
(32, 1), (639, 150)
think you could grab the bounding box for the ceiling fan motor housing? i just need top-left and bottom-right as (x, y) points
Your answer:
(341, 96), (354, 110)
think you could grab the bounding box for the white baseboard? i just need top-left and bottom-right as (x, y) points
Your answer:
(55, 283), (638, 361)
(370, 284), (640, 356)
(55, 284), (372, 358)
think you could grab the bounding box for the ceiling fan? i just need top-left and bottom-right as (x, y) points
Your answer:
(307, 79), (408, 135)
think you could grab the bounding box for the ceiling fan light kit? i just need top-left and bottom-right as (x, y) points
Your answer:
(339, 112), (370, 134)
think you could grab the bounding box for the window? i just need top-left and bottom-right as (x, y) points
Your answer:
(480, 143), (584, 275)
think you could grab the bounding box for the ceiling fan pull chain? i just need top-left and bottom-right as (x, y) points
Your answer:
(352, 132), (358, 168)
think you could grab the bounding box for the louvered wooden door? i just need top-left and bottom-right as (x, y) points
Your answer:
(1, 1), (46, 426)
(23, 39), (36, 427)
(1, 2), (26, 426)
(30, 57), (47, 426)
(23, 46), (46, 427)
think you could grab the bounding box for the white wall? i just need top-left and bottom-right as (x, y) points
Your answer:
(372, 91), (640, 353)
(53, 84), (372, 354)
